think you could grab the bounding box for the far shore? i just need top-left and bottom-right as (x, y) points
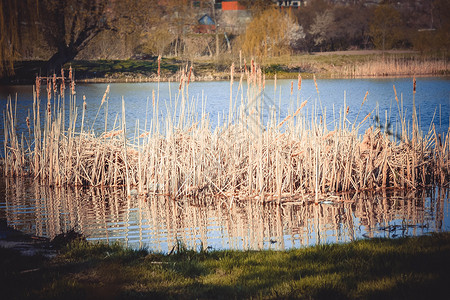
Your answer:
(311, 49), (420, 56)
(2, 50), (448, 85)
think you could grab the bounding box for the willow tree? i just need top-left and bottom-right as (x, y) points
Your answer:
(0, 2), (13, 76)
(0, 0), (160, 77)
(240, 9), (305, 58)
(0, 0), (37, 76)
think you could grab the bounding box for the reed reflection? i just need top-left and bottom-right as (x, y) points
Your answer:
(2, 178), (448, 253)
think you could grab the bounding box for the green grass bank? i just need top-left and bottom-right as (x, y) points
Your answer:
(1, 232), (449, 299)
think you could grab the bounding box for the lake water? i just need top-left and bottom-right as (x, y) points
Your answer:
(0, 178), (448, 252)
(0, 77), (449, 252)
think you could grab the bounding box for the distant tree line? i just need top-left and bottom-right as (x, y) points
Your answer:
(0, 0), (448, 77)
(290, 0), (449, 53)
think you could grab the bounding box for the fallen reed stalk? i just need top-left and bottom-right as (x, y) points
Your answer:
(2, 66), (449, 202)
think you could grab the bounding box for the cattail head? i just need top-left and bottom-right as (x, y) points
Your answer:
(187, 66), (193, 86)
(157, 55), (161, 78)
(393, 85), (399, 105)
(60, 83), (65, 97)
(346, 106), (350, 115)
(47, 80), (51, 100)
(53, 74), (57, 94)
(362, 91), (369, 106)
(278, 114), (291, 128)
(179, 75), (183, 91)
(26, 116), (30, 129)
(71, 79), (76, 95)
(298, 73), (302, 91)
(358, 112), (371, 126)
(313, 74), (319, 94)
(35, 77), (41, 99)
(60, 68), (66, 96)
(69, 66), (73, 81)
(138, 131), (151, 139)
(103, 130), (123, 139)
(300, 100), (307, 110)
(101, 85), (109, 106)
(293, 100), (307, 117)
(413, 75), (416, 94)
(83, 95), (87, 110)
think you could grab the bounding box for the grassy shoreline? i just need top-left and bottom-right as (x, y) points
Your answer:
(1, 231), (449, 299)
(2, 51), (448, 84)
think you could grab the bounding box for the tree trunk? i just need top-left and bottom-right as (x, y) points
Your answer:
(215, 32), (219, 58)
(175, 37), (178, 57)
(44, 46), (79, 75)
(211, 0), (219, 58)
(43, 18), (102, 75)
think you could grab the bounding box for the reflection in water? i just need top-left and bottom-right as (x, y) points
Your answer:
(1, 178), (448, 253)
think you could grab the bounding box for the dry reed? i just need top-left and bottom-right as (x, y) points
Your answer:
(2, 65), (449, 202)
(337, 56), (449, 78)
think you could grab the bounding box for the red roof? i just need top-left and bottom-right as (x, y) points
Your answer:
(222, 1), (245, 11)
